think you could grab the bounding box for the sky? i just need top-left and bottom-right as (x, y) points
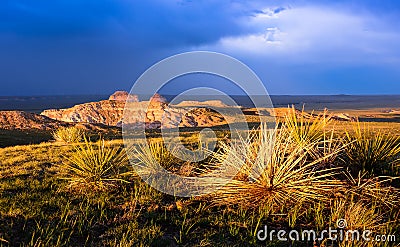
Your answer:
(0, 0), (400, 96)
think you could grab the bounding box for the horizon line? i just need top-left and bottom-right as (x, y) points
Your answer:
(2, 93), (400, 97)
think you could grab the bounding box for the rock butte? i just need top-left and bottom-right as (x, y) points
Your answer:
(108, 91), (139, 102)
(41, 91), (228, 129)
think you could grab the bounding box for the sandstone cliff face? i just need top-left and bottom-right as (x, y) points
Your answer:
(41, 100), (125, 126)
(41, 91), (227, 129)
(0, 111), (69, 130)
(122, 101), (194, 129)
(122, 103), (226, 129)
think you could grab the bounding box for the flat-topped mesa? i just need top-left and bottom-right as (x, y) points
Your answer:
(108, 91), (139, 102)
(175, 100), (229, 108)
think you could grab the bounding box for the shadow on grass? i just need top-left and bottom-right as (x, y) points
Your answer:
(0, 129), (52, 148)
(359, 117), (400, 123)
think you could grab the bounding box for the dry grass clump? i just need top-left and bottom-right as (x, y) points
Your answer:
(52, 126), (84, 143)
(202, 108), (400, 222)
(328, 196), (399, 247)
(330, 198), (383, 231)
(344, 122), (400, 176)
(206, 123), (342, 210)
(60, 137), (128, 191)
(342, 172), (400, 208)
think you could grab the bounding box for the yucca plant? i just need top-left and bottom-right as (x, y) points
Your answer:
(52, 126), (84, 143)
(61, 137), (129, 191)
(130, 140), (182, 175)
(344, 122), (400, 176)
(282, 106), (332, 150)
(204, 124), (342, 210)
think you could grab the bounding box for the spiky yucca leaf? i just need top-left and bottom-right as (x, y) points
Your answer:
(345, 122), (400, 175)
(282, 106), (332, 149)
(311, 129), (346, 169)
(61, 137), (128, 191)
(52, 126), (84, 143)
(206, 124), (342, 209)
(130, 140), (181, 175)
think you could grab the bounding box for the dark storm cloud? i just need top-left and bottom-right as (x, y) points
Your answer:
(0, 0), (400, 95)
(0, 0), (251, 45)
(0, 0), (120, 37)
(0, 0), (258, 95)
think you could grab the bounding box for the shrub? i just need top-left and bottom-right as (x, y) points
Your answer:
(60, 137), (128, 191)
(344, 122), (400, 176)
(52, 126), (84, 143)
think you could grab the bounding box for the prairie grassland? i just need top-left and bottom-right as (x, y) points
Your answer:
(0, 112), (399, 246)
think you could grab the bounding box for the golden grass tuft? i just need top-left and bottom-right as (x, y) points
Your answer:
(52, 126), (84, 143)
(342, 172), (400, 208)
(330, 198), (383, 231)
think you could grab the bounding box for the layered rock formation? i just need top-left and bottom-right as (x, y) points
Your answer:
(0, 111), (69, 130)
(150, 93), (168, 104)
(42, 100), (125, 126)
(265, 107), (303, 118)
(118, 93), (227, 128)
(41, 91), (227, 129)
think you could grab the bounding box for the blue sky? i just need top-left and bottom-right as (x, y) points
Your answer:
(0, 0), (400, 95)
